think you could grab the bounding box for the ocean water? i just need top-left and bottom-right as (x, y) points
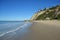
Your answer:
(0, 21), (28, 37)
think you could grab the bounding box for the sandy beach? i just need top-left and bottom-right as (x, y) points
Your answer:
(0, 20), (60, 40)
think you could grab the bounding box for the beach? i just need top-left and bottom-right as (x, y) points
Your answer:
(0, 20), (60, 40)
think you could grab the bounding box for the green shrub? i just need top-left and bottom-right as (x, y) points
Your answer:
(36, 13), (46, 20)
(57, 14), (60, 20)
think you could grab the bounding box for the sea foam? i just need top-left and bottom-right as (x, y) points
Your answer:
(0, 22), (31, 37)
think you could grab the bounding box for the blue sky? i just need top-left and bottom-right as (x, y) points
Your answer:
(0, 0), (60, 21)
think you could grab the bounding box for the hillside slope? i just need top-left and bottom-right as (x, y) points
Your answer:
(31, 5), (60, 20)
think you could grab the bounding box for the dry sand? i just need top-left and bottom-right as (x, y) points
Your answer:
(30, 21), (60, 40)
(0, 20), (60, 40)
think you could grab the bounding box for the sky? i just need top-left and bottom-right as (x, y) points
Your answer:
(0, 0), (60, 21)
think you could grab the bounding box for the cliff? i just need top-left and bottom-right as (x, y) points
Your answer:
(31, 5), (60, 20)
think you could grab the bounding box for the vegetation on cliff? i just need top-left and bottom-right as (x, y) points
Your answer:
(31, 5), (60, 20)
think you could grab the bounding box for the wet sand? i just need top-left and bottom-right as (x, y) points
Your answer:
(0, 21), (60, 40)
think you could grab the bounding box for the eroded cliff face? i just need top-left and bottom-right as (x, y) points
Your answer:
(31, 5), (60, 20)
(31, 11), (45, 20)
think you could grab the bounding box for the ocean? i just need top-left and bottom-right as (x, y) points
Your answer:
(0, 21), (31, 37)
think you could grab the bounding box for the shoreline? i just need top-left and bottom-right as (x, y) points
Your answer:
(0, 21), (60, 40)
(0, 22), (32, 37)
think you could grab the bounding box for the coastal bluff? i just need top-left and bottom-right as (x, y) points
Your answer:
(31, 5), (60, 20)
